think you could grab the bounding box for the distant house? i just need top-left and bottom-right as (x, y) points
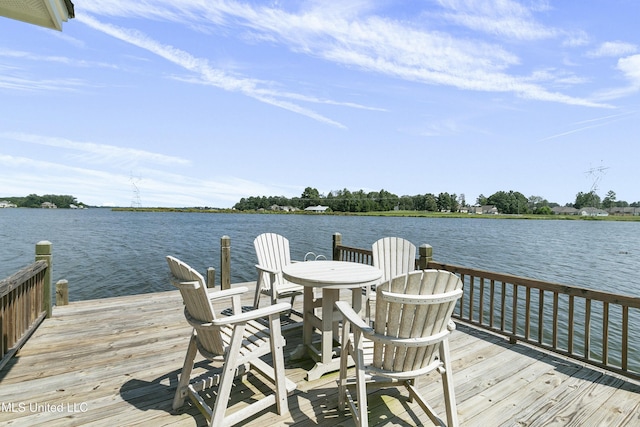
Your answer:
(470, 205), (499, 215)
(0, 200), (17, 208)
(608, 207), (640, 216)
(578, 207), (608, 217)
(552, 206), (578, 215)
(41, 202), (57, 209)
(304, 205), (329, 213)
(268, 205), (299, 212)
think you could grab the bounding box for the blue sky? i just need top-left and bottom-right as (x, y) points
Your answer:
(1, 1), (639, 208)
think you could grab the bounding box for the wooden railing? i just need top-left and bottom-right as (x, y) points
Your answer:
(332, 232), (433, 269)
(0, 259), (48, 371)
(331, 232), (640, 381)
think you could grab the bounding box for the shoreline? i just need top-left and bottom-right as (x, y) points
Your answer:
(110, 207), (640, 221)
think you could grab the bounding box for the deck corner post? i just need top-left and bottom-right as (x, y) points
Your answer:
(35, 240), (53, 318)
(56, 279), (69, 306)
(332, 232), (342, 261)
(220, 236), (231, 290)
(418, 244), (433, 269)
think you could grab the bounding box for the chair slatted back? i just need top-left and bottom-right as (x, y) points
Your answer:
(166, 256), (224, 355)
(373, 270), (463, 373)
(254, 233), (292, 291)
(372, 237), (417, 282)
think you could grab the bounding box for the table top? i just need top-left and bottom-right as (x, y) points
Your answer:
(283, 260), (382, 289)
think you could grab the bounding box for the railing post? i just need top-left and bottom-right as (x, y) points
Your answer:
(35, 241), (52, 318)
(332, 232), (342, 261)
(220, 236), (231, 290)
(418, 244), (433, 269)
(207, 267), (216, 288)
(56, 279), (69, 306)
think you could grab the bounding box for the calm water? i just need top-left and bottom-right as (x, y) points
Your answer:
(1, 208), (639, 302)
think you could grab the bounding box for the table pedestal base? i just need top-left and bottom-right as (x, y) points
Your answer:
(289, 287), (360, 381)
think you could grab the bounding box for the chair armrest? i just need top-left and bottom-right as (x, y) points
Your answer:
(207, 286), (249, 302)
(212, 302), (291, 326)
(335, 301), (372, 334)
(255, 264), (279, 275)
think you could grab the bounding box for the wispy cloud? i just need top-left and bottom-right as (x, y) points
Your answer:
(77, 13), (350, 128)
(586, 41), (638, 58)
(0, 48), (119, 69)
(0, 132), (189, 168)
(538, 111), (638, 142)
(76, 1), (611, 113)
(0, 48), (117, 93)
(435, 0), (558, 40)
(0, 152), (294, 207)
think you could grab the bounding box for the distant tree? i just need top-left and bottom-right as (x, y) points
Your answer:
(487, 190), (529, 214)
(602, 190), (616, 209)
(436, 192), (452, 212)
(574, 191), (601, 209)
(528, 195), (548, 211)
(534, 205), (553, 215)
(300, 187), (320, 208)
(398, 195), (414, 210)
(424, 193), (438, 211)
(24, 193), (43, 208)
(374, 189), (397, 211)
(231, 185), (639, 213)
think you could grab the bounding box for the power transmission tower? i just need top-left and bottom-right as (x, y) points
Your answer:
(584, 163), (610, 194)
(584, 163), (609, 208)
(130, 173), (142, 208)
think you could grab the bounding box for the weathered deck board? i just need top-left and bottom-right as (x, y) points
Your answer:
(1, 284), (639, 427)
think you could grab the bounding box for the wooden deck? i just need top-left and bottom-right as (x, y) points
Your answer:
(1, 284), (639, 427)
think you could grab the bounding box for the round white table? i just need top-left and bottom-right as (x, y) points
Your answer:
(283, 260), (382, 380)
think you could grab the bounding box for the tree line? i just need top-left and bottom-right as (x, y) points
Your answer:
(233, 187), (640, 214)
(1, 194), (85, 208)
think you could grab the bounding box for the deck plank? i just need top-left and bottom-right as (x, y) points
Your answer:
(1, 286), (639, 426)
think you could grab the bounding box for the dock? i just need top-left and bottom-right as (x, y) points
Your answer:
(1, 284), (639, 426)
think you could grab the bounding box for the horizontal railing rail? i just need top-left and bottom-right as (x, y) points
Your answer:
(0, 260), (48, 371)
(331, 232), (640, 381)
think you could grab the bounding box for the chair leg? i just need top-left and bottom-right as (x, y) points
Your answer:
(173, 332), (198, 410)
(440, 339), (459, 427)
(338, 320), (351, 411)
(354, 329), (368, 427)
(269, 313), (289, 415)
(210, 324), (246, 427)
(253, 272), (264, 309)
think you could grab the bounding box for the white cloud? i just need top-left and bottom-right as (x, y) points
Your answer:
(435, 0), (558, 40)
(589, 55), (640, 101)
(77, 13), (349, 128)
(617, 55), (640, 87)
(0, 153), (291, 207)
(75, 1), (611, 115)
(586, 41), (638, 58)
(0, 132), (190, 168)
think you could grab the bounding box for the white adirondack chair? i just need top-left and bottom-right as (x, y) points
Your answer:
(167, 255), (296, 427)
(366, 237), (417, 322)
(253, 233), (304, 309)
(336, 269), (463, 427)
